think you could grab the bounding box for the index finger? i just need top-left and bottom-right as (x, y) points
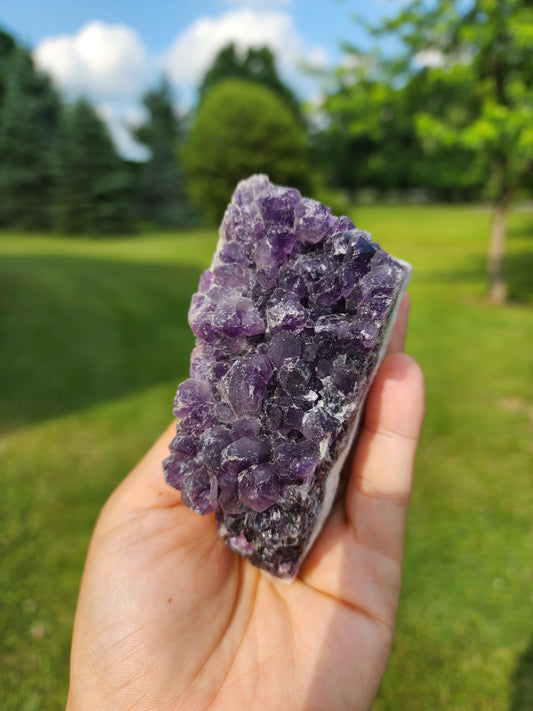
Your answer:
(346, 352), (425, 562)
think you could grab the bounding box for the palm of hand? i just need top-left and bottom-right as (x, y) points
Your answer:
(68, 352), (423, 711)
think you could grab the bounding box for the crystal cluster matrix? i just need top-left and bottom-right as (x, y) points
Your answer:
(164, 175), (411, 579)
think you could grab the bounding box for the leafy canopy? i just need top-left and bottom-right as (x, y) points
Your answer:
(184, 79), (309, 222)
(379, 0), (533, 198)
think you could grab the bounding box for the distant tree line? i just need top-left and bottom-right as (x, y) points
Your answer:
(0, 28), (193, 234)
(0, 1), (531, 301)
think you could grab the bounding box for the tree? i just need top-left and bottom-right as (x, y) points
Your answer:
(199, 43), (304, 124)
(314, 49), (484, 201)
(0, 27), (17, 111)
(54, 98), (132, 234)
(374, 0), (533, 303)
(134, 78), (194, 227)
(0, 48), (62, 229)
(183, 79), (309, 223)
(314, 62), (422, 197)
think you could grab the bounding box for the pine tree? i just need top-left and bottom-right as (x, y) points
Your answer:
(0, 48), (62, 229)
(135, 78), (194, 227)
(199, 43), (304, 124)
(54, 98), (132, 234)
(0, 27), (17, 111)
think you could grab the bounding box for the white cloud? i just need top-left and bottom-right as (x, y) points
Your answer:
(413, 49), (446, 69)
(34, 21), (149, 99)
(31, 13), (329, 159)
(96, 102), (149, 162)
(33, 21), (152, 160)
(306, 46), (329, 68)
(161, 8), (329, 91)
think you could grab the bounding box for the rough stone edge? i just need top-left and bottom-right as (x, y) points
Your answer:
(289, 259), (412, 581)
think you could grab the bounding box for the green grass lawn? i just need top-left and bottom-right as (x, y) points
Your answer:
(1, 206), (532, 710)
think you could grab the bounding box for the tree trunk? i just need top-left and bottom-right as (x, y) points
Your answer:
(487, 199), (508, 304)
(486, 160), (532, 304)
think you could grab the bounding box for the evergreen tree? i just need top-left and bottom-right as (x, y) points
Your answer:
(0, 48), (62, 229)
(54, 98), (132, 234)
(135, 78), (193, 227)
(0, 27), (17, 111)
(184, 79), (309, 223)
(199, 43), (304, 124)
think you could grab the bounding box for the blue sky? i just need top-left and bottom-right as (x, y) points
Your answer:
(1, 1), (402, 158)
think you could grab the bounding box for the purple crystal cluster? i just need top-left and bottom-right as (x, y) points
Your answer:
(164, 175), (411, 579)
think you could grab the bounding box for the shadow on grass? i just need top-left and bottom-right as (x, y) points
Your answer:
(505, 251), (533, 303)
(508, 212), (533, 240)
(505, 213), (533, 303)
(418, 248), (533, 303)
(0, 254), (201, 433)
(417, 254), (485, 285)
(509, 636), (533, 711)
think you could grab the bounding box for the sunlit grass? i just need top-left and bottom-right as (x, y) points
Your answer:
(0, 205), (532, 709)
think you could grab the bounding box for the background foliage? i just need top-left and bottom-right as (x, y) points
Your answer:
(134, 79), (194, 228)
(53, 98), (132, 234)
(184, 79), (309, 222)
(0, 48), (61, 229)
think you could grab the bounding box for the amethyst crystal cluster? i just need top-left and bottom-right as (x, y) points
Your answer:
(164, 175), (411, 579)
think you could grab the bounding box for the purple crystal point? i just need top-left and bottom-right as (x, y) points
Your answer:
(219, 359), (269, 415)
(301, 407), (340, 444)
(268, 331), (302, 367)
(200, 426), (233, 470)
(164, 174), (411, 580)
(212, 296), (264, 337)
(278, 358), (312, 396)
(266, 290), (307, 334)
(265, 395), (305, 433)
(170, 433), (200, 456)
(188, 294), (217, 343)
(239, 464), (280, 512)
(232, 416), (262, 439)
(258, 186), (301, 226)
(294, 198), (332, 244)
(273, 440), (319, 483)
(180, 465), (218, 514)
(173, 379), (212, 417)
(331, 358), (359, 395)
(219, 241), (247, 264)
(220, 436), (270, 475)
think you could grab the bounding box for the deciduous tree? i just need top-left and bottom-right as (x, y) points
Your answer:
(184, 79), (309, 222)
(314, 46), (483, 201)
(378, 0), (533, 303)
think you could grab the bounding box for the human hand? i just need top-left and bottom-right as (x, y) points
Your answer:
(67, 294), (424, 711)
